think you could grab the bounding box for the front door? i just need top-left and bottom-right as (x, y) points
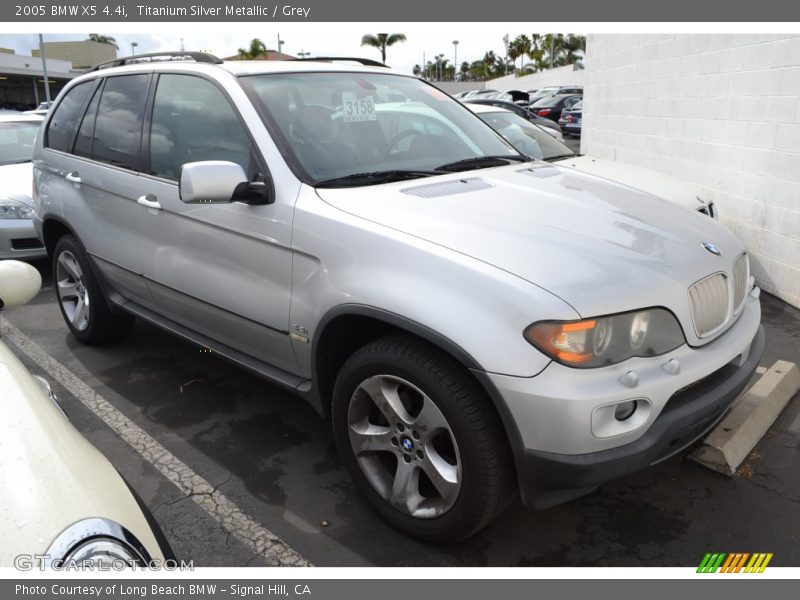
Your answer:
(136, 73), (298, 374)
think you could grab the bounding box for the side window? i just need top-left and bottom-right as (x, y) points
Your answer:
(149, 74), (256, 181)
(46, 81), (92, 152)
(92, 74), (149, 170)
(73, 84), (102, 159)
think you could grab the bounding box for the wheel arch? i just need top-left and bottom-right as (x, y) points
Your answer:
(311, 304), (526, 456)
(41, 216), (77, 258)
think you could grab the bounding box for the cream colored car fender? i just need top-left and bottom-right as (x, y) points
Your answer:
(0, 261), (165, 566)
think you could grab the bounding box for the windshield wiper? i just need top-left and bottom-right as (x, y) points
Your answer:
(434, 154), (527, 173)
(315, 169), (440, 188)
(543, 154), (577, 162)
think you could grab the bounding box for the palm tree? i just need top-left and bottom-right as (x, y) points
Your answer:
(360, 33), (407, 64)
(562, 34), (586, 66)
(526, 35), (548, 73)
(87, 34), (118, 49)
(237, 38), (268, 60)
(509, 35), (532, 72)
(482, 51), (497, 79)
(460, 61), (470, 81)
(543, 34), (566, 68)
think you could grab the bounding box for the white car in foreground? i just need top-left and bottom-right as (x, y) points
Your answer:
(0, 114), (47, 259)
(0, 261), (172, 568)
(468, 102), (718, 218)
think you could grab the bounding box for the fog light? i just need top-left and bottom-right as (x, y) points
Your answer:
(614, 400), (637, 421)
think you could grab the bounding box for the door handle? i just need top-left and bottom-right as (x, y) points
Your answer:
(65, 172), (82, 185)
(137, 194), (162, 210)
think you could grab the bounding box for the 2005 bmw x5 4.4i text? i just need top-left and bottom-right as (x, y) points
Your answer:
(32, 52), (764, 542)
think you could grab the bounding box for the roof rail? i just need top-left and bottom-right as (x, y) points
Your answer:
(292, 56), (389, 68)
(88, 51), (223, 72)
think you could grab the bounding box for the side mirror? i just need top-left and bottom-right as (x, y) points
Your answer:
(179, 161), (273, 205)
(0, 260), (42, 310)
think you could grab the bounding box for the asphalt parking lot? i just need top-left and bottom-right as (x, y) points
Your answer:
(3, 257), (799, 567)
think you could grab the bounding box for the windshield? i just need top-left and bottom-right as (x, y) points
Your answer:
(476, 110), (575, 161)
(240, 72), (519, 184)
(0, 121), (40, 166)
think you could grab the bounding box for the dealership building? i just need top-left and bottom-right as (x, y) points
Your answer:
(0, 41), (116, 109)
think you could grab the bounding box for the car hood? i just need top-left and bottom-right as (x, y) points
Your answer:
(316, 162), (745, 346)
(0, 339), (164, 563)
(554, 155), (702, 212)
(0, 162), (34, 205)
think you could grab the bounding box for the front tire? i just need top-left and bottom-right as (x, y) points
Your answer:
(53, 235), (134, 344)
(332, 334), (515, 542)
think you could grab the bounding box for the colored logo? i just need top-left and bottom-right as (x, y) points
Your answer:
(702, 241), (722, 256)
(697, 553), (773, 573)
(401, 437), (414, 452)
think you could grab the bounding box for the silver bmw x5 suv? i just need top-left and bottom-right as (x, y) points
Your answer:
(32, 52), (764, 542)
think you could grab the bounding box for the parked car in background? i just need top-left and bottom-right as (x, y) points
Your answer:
(465, 98), (564, 140)
(528, 85), (583, 104)
(559, 100), (583, 137)
(530, 93), (583, 122)
(0, 114), (46, 260)
(0, 260), (173, 568)
(503, 90), (531, 105)
(466, 103), (718, 218)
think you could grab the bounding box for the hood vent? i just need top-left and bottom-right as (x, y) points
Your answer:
(401, 177), (493, 198)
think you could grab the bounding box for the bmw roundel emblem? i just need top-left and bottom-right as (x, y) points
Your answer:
(702, 241), (722, 256)
(401, 437), (414, 452)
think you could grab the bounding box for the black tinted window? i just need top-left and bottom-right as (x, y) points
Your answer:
(73, 85), (101, 159)
(149, 74), (255, 181)
(46, 81), (92, 152)
(92, 74), (148, 170)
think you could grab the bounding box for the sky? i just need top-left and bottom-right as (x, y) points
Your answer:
(0, 25), (583, 75)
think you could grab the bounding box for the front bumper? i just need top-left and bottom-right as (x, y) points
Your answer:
(516, 324), (764, 508)
(0, 218), (46, 260)
(483, 291), (763, 508)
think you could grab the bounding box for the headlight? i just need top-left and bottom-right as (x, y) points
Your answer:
(44, 517), (151, 569)
(0, 197), (33, 220)
(524, 308), (686, 368)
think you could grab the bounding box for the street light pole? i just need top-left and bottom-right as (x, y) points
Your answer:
(37, 34), (50, 104)
(277, 35), (285, 55)
(131, 41), (138, 56)
(452, 40), (458, 81)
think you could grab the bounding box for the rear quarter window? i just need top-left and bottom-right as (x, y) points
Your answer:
(45, 81), (93, 152)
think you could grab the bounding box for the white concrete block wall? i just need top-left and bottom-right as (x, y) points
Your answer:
(583, 34), (800, 308)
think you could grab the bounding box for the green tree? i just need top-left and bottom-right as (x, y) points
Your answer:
(237, 38), (268, 59)
(359, 33), (407, 64)
(509, 35), (531, 72)
(87, 34), (118, 49)
(562, 34), (586, 66)
(482, 50), (497, 79)
(460, 61), (470, 81)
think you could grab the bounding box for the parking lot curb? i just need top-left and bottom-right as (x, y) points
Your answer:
(690, 360), (800, 476)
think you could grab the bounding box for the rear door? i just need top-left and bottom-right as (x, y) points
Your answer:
(40, 73), (152, 304)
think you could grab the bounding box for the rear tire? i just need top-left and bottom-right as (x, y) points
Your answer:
(53, 234), (134, 344)
(332, 334), (515, 542)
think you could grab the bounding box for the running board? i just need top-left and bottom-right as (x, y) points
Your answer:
(118, 299), (311, 395)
